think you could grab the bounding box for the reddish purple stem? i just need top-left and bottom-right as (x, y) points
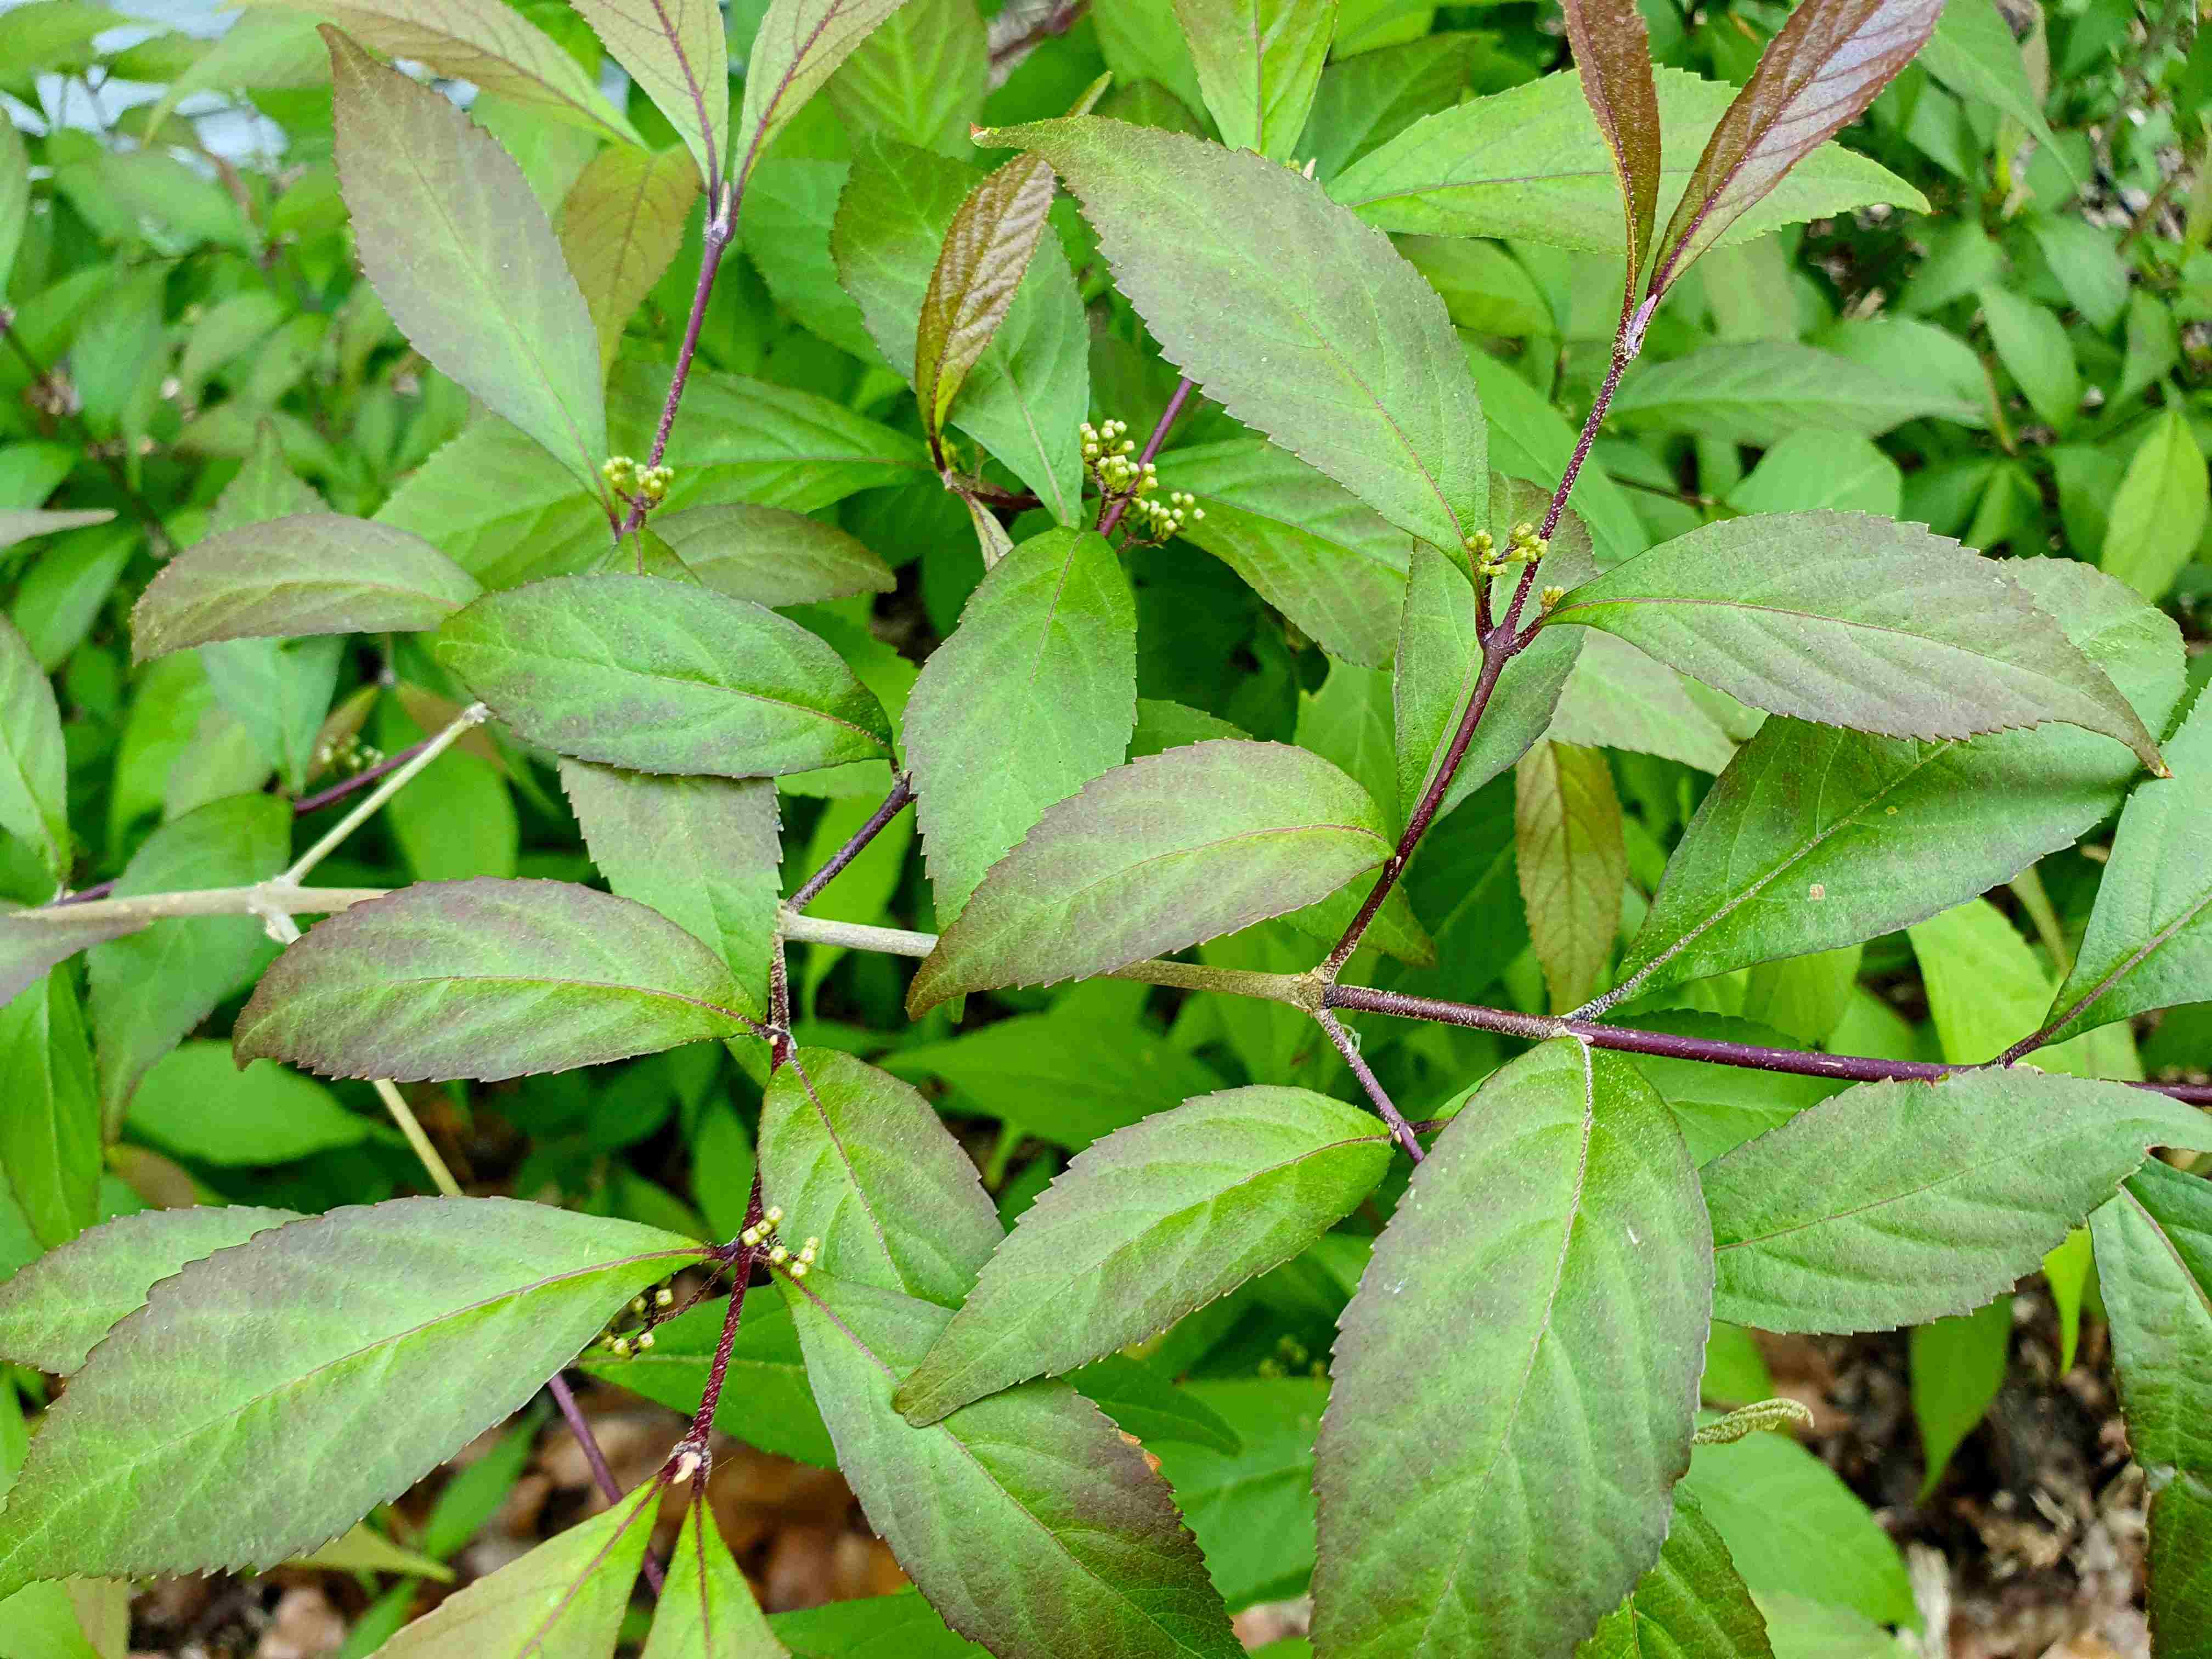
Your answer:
(548, 1372), (664, 1594)
(1324, 983), (2212, 1104)
(789, 774), (915, 912)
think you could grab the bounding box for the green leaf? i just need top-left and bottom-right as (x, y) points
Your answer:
(375, 418), (610, 590)
(0, 1198), (699, 1595)
(0, 1205), (302, 1374)
(242, 0), (638, 140)
(1678, 1431), (1915, 1628)
(895, 1086), (1391, 1424)
(1606, 341), (1978, 442)
(557, 144), (701, 366)
(0, 510), (117, 555)
(1331, 66), (1925, 258)
(234, 878), (760, 1081)
(1143, 1379), (1327, 1613)
(2089, 1158), (2212, 1477)
(1573, 1491), (1775, 1659)
(1463, 352), (1648, 568)
(907, 740), (1391, 1013)
(1648, 0), (1942, 290)
(1394, 477), (1599, 825)
(291, 1523), (454, 1581)
(1728, 430), (1902, 518)
(1908, 1296), (2008, 1497)
(1300, 32), (1478, 179)
(736, 0), (922, 189)
(437, 574), (890, 780)
(642, 1498), (786, 1659)
(419, 1409), (543, 1560)
(1167, 438), (1410, 670)
(372, 1479), (660, 1657)
(1515, 740), (1626, 1013)
(654, 504), (895, 607)
(2043, 691), (2212, 1043)
(1064, 1355), (1243, 1455)
(197, 635), (342, 796)
(131, 514), (482, 659)
(1558, 0), (1662, 308)
(1978, 284), (2079, 430)
(571, 0), (726, 190)
(0, 969), (97, 1251)
(377, 698), (518, 885)
(759, 1048), (1002, 1307)
(1703, 1068), (2212, 1334)
(1312, 1040), (1713, 1659)
(2028, 214), (2128, 331)
(1548, 632), (1748, 774)
(583, 1290), (838, 1468)
(781, 1271), (1243, 1658)
(742, 158), (887, 364)
(0, 118), (26, 294)
(2149, 1469), (2212, 1659)
(1612, 558), (2182, 999)
(1171, 0), (1334, 161)
(1909, 897), (2130, 1077)
(1918, 0), (2064, 167)
(125, 1041), (370, 1166)
(769, 1590), (986, 1657)
(0, 618), (67, 882)
(88, 794), (290, 1133)
(327, 30), (610, 494)
(2102, 407), (2209, 600)
(560, 763), (782, 1015)
(823, 0), (986, 157)
(831, 140), (1087, 523)
(906, 528), (1136, 924)
(979, 115), (1488, 554)
(1547, 512), (2163, 770)
(880, 1005), (1228, 1153)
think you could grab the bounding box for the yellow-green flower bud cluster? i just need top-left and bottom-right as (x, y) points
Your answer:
(740, 1206), (820, 1280)
(1082, 416), (1205, 545)
(590, 1280), (679, 1359)
(313, 733), (384, 780)
(1465, 521), (1548, 579)
(602, 454), (675, 505)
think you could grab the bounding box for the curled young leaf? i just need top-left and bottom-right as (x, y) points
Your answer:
(1559, 0), (1662, 315)
(131, 514), (482, 659)
(326, 29), (610, 494)
(1648, 0), (1943, 294)
(915, 155), (1059, 465)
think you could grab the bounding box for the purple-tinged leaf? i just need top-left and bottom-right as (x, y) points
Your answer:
(1545, 512), (2164, 771)
(1312, 1040), (1712, 1658)
(234, 878), (761, 1081)
(0, 1205), (303, 1375)
(1703, 1068), (2212, 1334)
(328, 29), (609, 493)
(894, 1086), (1391, 1425)
(907, 740), (1391, 1013)
(0, 1198), (701, 1598)
(1647, 0), (1942, 293)
(0, 908), (140, 1014)
(1170, 0), (1335, 162)
(242, 0), (639, 138)
(1560, 0), (1663, 314)
(557, 143), (701, 367)
(915, 155), (1058, 465)
(1573, 1490), (1774, 1659)
(905, 528), (1136, 926)
(782, 1271), (1243, 1658)
(977, 115), (1487, 555)
(571, 0), (729, 190)
(735, 0), (918, 191)
(435, 574), (890, 780)
(642, 1498), (787, 1659)
(131, 514), (481, 661)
